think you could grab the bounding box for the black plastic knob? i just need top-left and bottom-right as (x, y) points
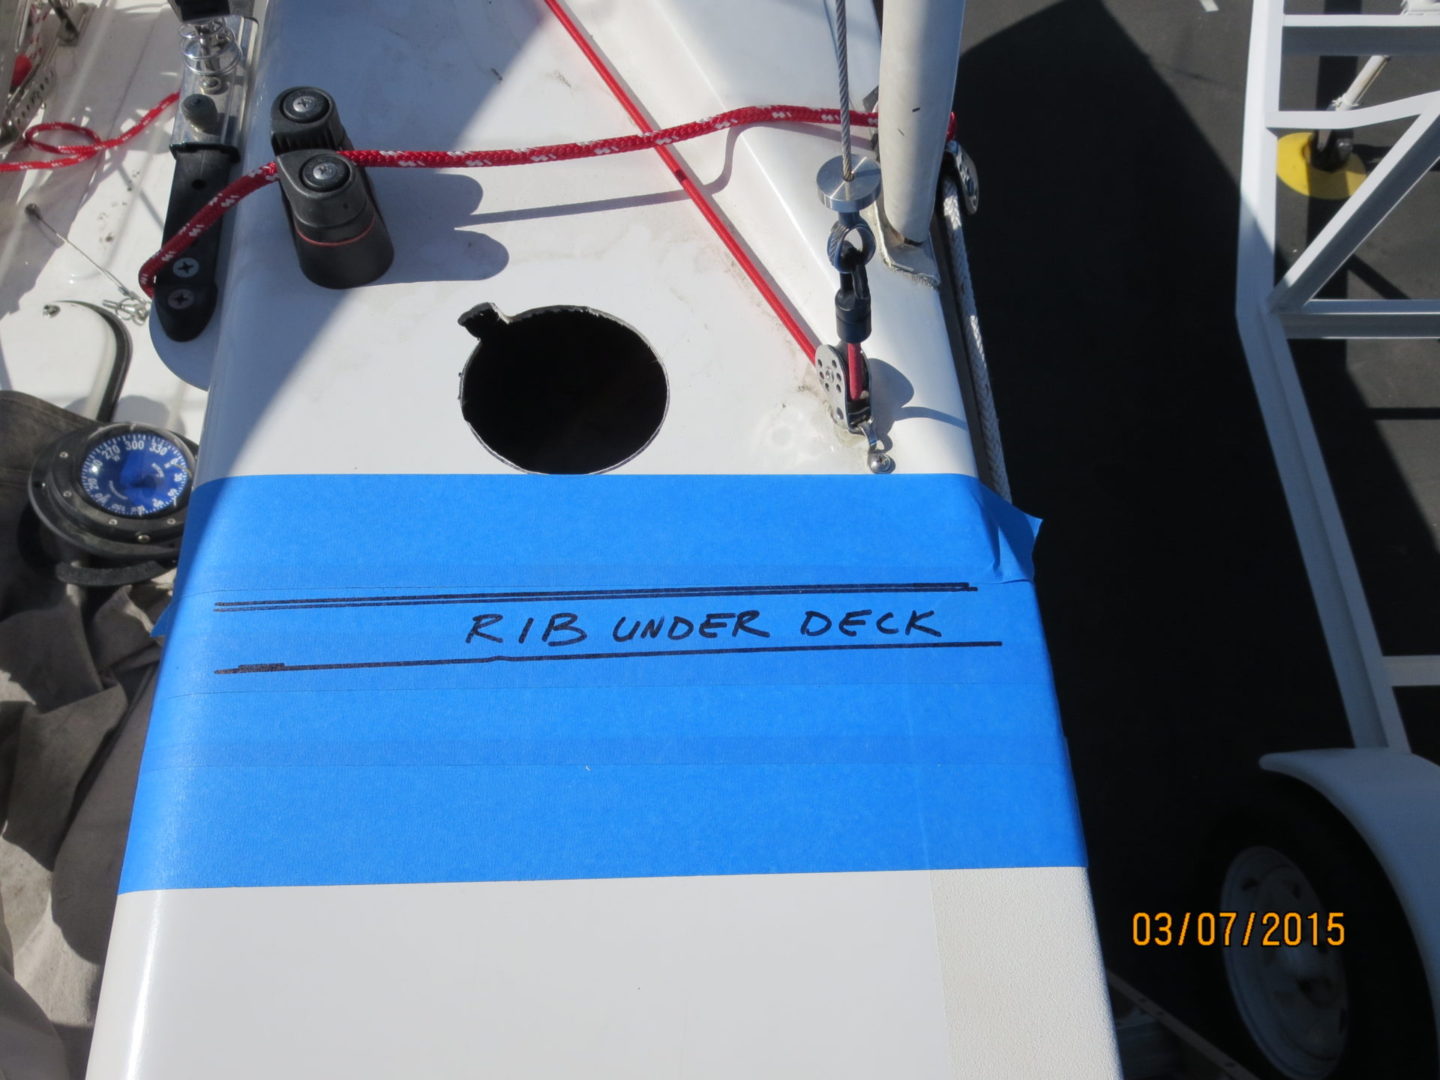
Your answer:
(180, 93), (220, 133)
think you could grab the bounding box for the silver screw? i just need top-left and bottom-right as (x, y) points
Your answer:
(173, 257), (200, 278)
(58, 451), (68, 459)
(62, 490), (73, 499)
(284, 92), (324, 121)
(301, 156), (349, 191)
(199, 75), (224, 94)
(167, 289), (195, 310)
(136, 533), (151, 543)
(310, 160), (343, 184)
(166, 518), (178, 526)
(107, 517), (118, 525)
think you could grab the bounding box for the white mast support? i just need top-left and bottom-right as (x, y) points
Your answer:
(1236, 5), (1440, 1060)
(1236, 0), (1440, 750)
(1312, 53), (1391, 157)
(1333, 53), (1391, 111)
(876, 0), (965, 245)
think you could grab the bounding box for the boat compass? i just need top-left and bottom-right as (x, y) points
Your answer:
(815, 0), (892, 474)
(22, 303), (196, 587)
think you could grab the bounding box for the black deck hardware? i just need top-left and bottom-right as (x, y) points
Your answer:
(154, 147), (234, 341)
(155, 10), (255, 341)
(271, 88), (393, 289)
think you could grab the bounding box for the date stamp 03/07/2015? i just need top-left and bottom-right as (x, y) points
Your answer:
(1131, 911), (1346, 948)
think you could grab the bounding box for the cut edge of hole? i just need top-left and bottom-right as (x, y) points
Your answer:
(459, 304), (669, 476)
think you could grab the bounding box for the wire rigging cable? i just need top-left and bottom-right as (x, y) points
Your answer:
(832, 0), (856, 182)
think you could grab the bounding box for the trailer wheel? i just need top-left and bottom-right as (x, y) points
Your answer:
(1206, 778), (1436, 1080)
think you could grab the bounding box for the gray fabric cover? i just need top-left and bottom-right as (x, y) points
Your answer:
(0, 392), (168, 1079)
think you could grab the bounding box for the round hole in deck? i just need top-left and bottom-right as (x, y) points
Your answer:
(459, 305), (666, 474)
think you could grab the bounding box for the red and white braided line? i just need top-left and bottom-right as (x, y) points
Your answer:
(0, 92), (179, 172)
(138, 104), (878, 296)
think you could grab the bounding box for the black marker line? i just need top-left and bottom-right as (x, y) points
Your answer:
(212, 581), (978, 613)
(216, 639), (1003, 675)
(220, 593), (974, 614)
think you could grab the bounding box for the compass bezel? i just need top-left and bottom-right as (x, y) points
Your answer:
(30, 423), (197, 558)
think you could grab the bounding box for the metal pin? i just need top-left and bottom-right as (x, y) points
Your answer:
(860, 419), (895, 474)
(24, 204), (150, 321)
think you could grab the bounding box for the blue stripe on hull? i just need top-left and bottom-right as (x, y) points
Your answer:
(121, 474), (1085, 892)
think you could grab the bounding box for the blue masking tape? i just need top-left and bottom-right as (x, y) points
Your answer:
(121, 473), (1085, 892)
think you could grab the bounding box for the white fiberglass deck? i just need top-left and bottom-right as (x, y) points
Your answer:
(158, 0), (980, 481)
(0, 1), (1120, 1077)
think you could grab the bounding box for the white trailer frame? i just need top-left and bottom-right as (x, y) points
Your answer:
(1236, 0), (1440, 1060)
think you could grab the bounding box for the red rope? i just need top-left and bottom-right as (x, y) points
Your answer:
(137, 103), (877, 297)
(846, 343), (866, 402)
(140, 159), (280, 295)
(8, 42), (942, 367)
(0, 92), (178, 172)
(538, 0), (818, 358)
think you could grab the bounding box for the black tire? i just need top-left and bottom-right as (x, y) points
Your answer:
(1196, 776), (1436, 1080)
